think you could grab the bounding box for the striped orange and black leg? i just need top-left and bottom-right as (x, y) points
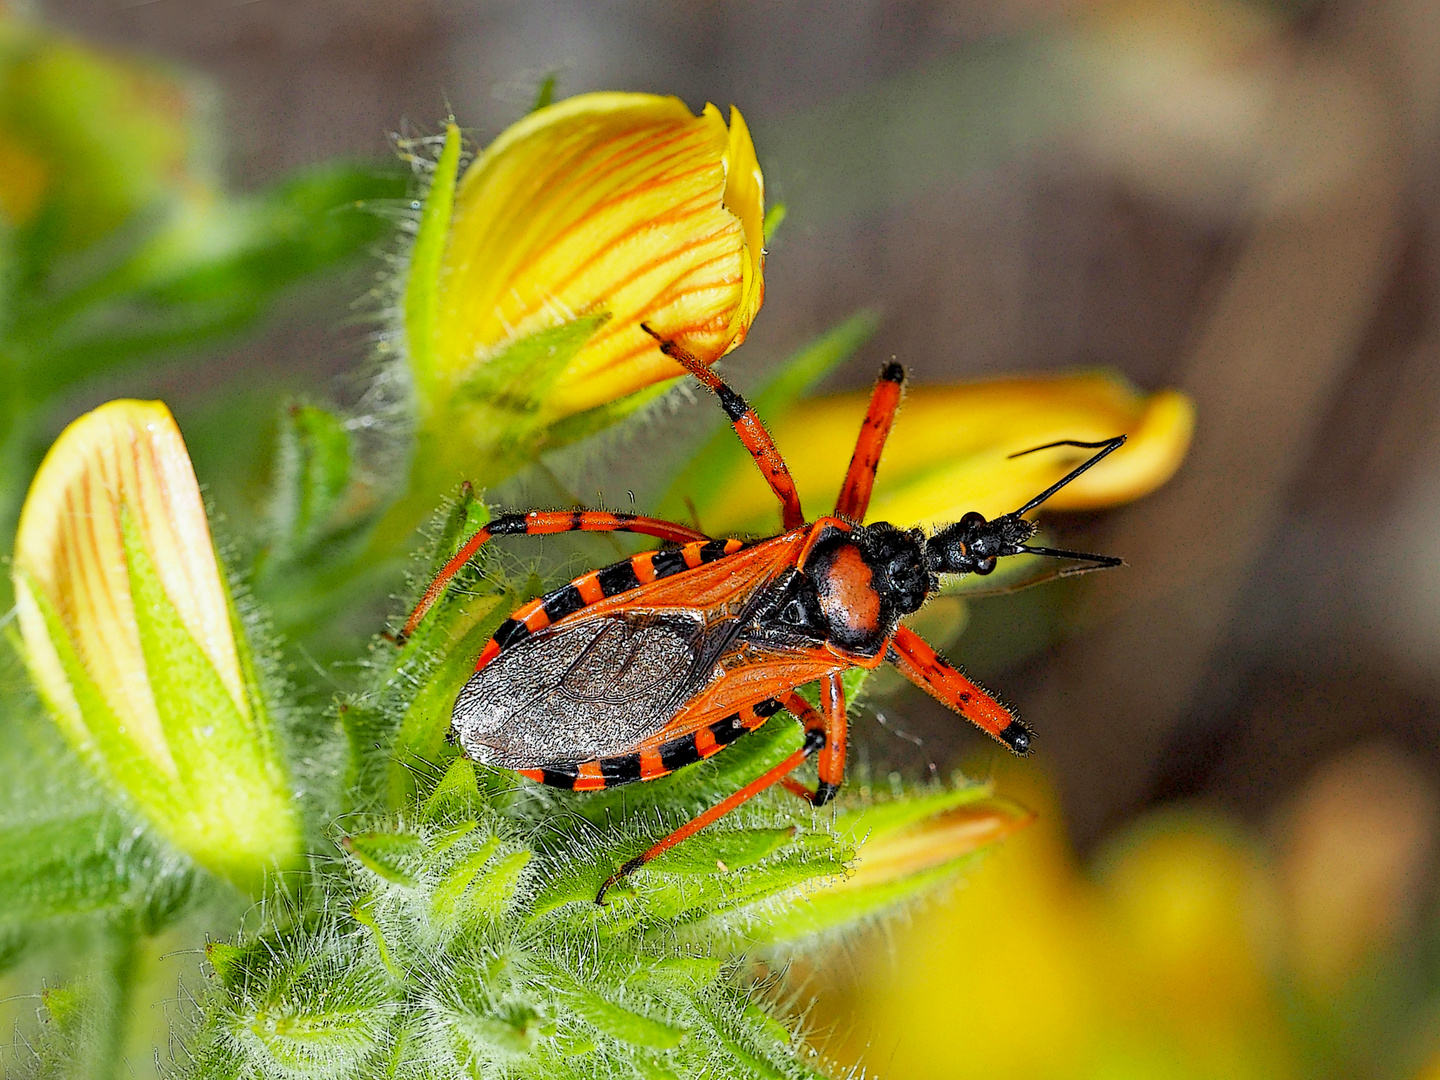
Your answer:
(640, 323), (806, 531)
(887, 625), (1032, 754)
(397, 509), (711, 643)
(834, 362), (905, 521)
(595, 702), (829, 904)
(779, 673), (846, 805)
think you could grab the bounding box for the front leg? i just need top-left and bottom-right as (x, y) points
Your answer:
(888, 625), (1032, 754)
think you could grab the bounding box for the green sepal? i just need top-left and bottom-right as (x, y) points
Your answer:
(403, 121), (462, 401)
(120, 509), (300, 892)
(265, 401), (354, 566)
(341, 832), (424, 887)
(538, 376), (675, 452)
(648, 828), (796, 875)
(16, 569), (183, 828)
(454, 313), (612, 416)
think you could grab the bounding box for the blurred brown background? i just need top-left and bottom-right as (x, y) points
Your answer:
(39, 0), (1439, 899)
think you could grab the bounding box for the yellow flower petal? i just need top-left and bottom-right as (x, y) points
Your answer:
(15, 401), (246, 771)
(699, 371), (1194, 534)
(430, 92), (765, 422)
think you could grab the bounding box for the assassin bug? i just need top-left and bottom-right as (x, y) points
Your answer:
(398, 325), (1124, 902)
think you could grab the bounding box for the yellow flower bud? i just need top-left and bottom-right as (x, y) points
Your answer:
(754, 785), (1033, 943)
(835, 792), (1034, 897)
(13, 400), (300, 893)
(699, 371), (1194, 534)
(426, 92), (765, 423)
(380, 92), (768, 548)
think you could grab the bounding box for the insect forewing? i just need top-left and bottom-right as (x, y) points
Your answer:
(453, 611), (720, 767)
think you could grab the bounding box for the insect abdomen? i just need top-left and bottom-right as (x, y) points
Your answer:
(517, 699), (785, 791)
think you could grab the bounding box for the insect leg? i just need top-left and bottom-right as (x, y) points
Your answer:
(640, 323), (805, 530)
(595, 711), (827, 904)
(780, 674), (847, 805)
(887, 625), (1032, 755)
(834, 362), (905, 521)
(397, 509), (711, 644)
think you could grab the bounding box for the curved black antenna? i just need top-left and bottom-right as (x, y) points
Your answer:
(1007, 437), (1123, 459)
(1008, 434), (1126, 517)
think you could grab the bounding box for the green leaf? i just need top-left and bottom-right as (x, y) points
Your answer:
(751, 786), (1031, 944)
(384, 589), (510, 810)
(230, 938), (392, 1078)
(649, 828), (796, 875)
(563, 985), (687, 1050)
(422, 758), (487, 822)
(659, 310), (879, 523)
(461, 848), (532, 923)
(19, 162), (405, 396)
(0, 813), (138, 923)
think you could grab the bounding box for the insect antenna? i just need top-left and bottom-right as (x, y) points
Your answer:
(955, 554), (1124, 598)
(1006, 435), (1127, 517)
(1018, 543), (1124, 570)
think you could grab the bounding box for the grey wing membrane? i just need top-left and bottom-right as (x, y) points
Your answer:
(451, 610), (720, 768)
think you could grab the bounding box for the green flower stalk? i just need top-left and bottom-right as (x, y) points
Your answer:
(12, 400), (300, 894)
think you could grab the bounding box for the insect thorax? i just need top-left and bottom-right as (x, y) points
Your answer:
(788, 522), (931, 657)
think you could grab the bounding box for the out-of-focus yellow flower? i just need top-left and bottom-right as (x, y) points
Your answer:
(1274, 742), (1437, 995)
(415, 92), (764, 425)
(697, 371), (1194, 534)
(812, 774), (1296, 1080)
(0, 13), (205, 247)
(13, 401), (300, 893)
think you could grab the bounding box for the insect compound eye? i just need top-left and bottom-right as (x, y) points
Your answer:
(974, 556), (997, 576)
(960, 511), (987, 531)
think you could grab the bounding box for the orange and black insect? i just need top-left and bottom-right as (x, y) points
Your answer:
(398, 325), (1124, 901)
